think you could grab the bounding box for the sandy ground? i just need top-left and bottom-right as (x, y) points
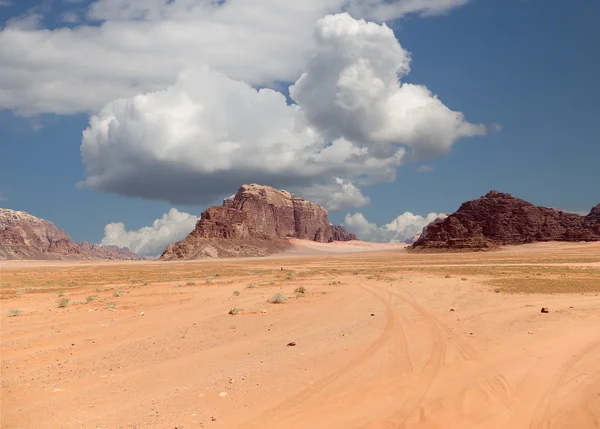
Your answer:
(1, 241), (600, 428)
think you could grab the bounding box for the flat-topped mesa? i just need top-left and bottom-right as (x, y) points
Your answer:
(161, 184), (356, 260)
(411, 191), (600, 251)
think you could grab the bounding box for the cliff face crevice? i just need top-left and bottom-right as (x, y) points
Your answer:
(412, 191), (600, 251)
(161, 184), (355, 260)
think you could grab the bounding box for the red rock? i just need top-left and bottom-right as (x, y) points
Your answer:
(412, 191), (600, 251)
(161, 184), (355, 260)
(0, 208), (142, 260)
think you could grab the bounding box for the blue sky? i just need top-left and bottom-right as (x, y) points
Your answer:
(1, 0), (599, 249)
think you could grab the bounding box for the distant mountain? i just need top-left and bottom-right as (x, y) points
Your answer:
(0, 208), (143, 260)
(412, 191), (600, 251)
(161, 183), (356, 260)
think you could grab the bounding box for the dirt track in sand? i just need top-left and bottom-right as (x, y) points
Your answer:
(1, 242), (600, 428)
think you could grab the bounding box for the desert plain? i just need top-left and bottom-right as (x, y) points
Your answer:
(1, 240), (600, 429)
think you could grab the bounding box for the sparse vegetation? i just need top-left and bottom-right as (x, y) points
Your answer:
(351, 270), (360, 275)
(229, 307), (243, 315)
(246, 283), (257, 289)
(233, 290), (240, 296)
(8, 308), (22, 317)
(86, 295), (98, 303)
(268, 293), (287, 304)
(57, 298), (70, 308)
(57, 290), (66, 297)
(186, 280), (196, 285)
(142, 281), (149, 286)
(445, 275), (451, 279)
(106, 302), (116, 310)
(461, 277), (468, 281)
(295, 293), (305, 298)
(494, 287), (503, 293)
(294, 286), (307, 294)
(285, 272), (295, 280)
(113, 290), (125, 297)
(329, 280), (341, 285)
(205, 277), (214, 284)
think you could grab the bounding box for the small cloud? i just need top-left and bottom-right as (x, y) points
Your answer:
(417, 165), (434, 173)
(344, 211), (444, 243)
(491, 123), (503, 132)
(60, 11), (79, 23)
(29, 117), (43, 131)
(0, 188), (7, 202)
(5, 13), (43, 30)
(0, 0), (12, 7)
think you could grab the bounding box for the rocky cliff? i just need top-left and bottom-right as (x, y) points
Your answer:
(161, 184), (356, 260)
(0, 208), (142, 260)
(412, 191), (600, 251)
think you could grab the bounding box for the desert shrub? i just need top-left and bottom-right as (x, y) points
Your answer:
(57, 298), (70, 308)
(8, 309), (22, 317)
(233, 290), (240, 296)
(86, 295), (98, 303)
(268, 293), (287, 304)
(186, 280), (196, 285)
(294, 286), (306, 294)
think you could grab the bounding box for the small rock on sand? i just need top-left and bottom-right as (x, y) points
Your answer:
(287, 342), (296, 347)
(541, 307), (549, 313)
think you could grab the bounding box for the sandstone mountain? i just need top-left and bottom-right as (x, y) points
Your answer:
(0, 208), (142, 260)
(161, 184), (356, 260)
(412, 191), (600, 251)
(404, 214), (448, 245)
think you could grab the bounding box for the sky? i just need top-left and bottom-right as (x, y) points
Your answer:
(1, 0), (599, 256)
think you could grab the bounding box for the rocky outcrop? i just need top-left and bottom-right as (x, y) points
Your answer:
(161, 184), (356, 260)
(0, 208), (142, 260)
(404, 214), (448, 245)
(412, 191), (600, 251)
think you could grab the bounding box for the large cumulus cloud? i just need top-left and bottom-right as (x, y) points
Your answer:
(0, 0), (471, 115)
(79, 13), (485, 208)
(101, 208), (199, 256)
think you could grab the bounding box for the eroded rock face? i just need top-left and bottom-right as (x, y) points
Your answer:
(412, 191), (600, 251)
(161, 184), (356, 260)
(0, 208), (142, 260)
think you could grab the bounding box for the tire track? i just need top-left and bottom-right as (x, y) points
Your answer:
(529, 340), (600, 429)
(243, 283), (398, 428)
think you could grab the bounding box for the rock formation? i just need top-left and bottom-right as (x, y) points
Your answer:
(404, 214), (448, 245)
(412, 191), (600, 251)
(161, 184), (356, 260)
(0, 208), (142, 260)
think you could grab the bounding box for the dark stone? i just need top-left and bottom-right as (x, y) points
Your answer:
(412, 192), (600, 251)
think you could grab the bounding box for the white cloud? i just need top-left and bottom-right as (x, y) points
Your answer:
(299, 178), (371, 212)
(0, 0), (471, 116)
(343, 211), (442, 242)
(4, 13), (43, 30)
(417, 165), (434, 173)
(79, 13), (484, 207)
(0, 0), (12, 7)
(100, 208), (199, 256)
(60, 11), (80, 23)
